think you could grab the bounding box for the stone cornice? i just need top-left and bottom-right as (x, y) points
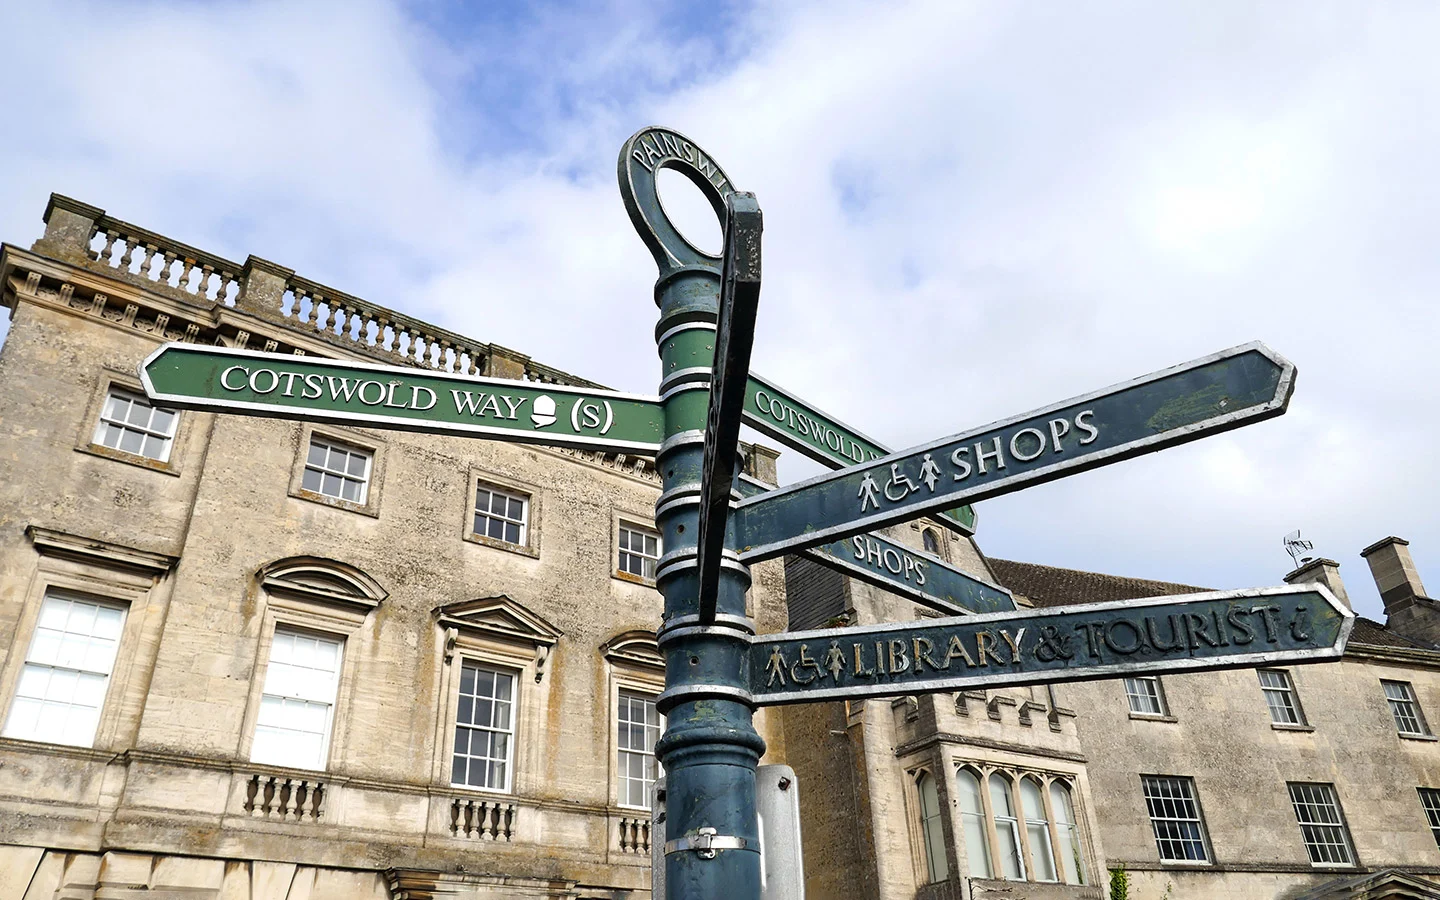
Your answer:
(26, 525), (177, 575)
(894, 730), (1088, 764)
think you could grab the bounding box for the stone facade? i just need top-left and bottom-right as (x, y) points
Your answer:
(2, 194), (1440, 900)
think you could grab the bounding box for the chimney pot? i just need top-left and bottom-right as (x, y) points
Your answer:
(1284, 558), (1350, 610)
(1361, 536), (1429, 615)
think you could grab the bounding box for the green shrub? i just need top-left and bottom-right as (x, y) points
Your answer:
(1108, 866), (1130, 900)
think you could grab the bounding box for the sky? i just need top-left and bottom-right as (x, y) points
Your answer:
(2, 0), (1437, 623)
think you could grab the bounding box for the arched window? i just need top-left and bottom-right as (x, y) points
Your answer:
(1021, 777), (1058, 882)
(922, 528), (940, 555)
(917, 772), (948, 883)
(956, 768), (993, 878)
(989, 772), (1025, 879)
(1050, 780), (1086, 885)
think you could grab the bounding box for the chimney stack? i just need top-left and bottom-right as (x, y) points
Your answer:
(1361, 537), (1440, 646)
(1284, 558), (1350, 610)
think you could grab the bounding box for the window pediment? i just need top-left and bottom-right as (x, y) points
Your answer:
(435, 595), (563, 648)
(601, 630), (663, 671)
(258, 556), (387, 613)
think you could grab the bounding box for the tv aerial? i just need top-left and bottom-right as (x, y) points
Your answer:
(1283, 530), (1315, 569)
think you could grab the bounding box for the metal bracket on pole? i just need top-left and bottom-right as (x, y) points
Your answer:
(666, 827), (755, 859)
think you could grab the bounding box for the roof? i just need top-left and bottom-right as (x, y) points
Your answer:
(986, 558), (1210, 609)
(987, 558), (1434, 654)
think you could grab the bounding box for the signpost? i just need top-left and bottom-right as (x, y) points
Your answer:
(139, 343), (664, 454)
(742, 372), (977, 533)
(697, 193), (763, 624)
(748, 585), (1351, 705)
(735, 475), (1016, 616)
(734, 342), (1295, 563)
(133, 124), (1344, 900)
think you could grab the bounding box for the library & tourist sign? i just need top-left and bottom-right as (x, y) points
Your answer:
(748, 584), (1352, 705)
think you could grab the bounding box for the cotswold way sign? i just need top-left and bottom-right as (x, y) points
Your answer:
(748, 585), (1352, 705)
(139, 343), (664, 454)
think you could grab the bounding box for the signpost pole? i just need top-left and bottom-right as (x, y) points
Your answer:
(621, 127), (763, 899)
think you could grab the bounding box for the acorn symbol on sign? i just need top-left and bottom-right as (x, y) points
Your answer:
(531, 395), (557, 428)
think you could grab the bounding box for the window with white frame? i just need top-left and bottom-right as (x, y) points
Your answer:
(617, 690), (663, 808)
(302, 437), (371, 503)
(452, 662), (515, 792)
(1384, 680), (1431, 736)
(1124, 676), (1168, 716)
(3, 593), (125, 747)
(1051, 781), (1087, 885)
(474, 484), (528, 546)
(1020, 777), (1058, 882)
(955, 768), (993, 878)
(953, 765), (1086, 885)
(618, 523), (661, 581)
(251, 629), (343, 771)
(1258, 669), (1306, 725)
(1141, 775), (1210, 862)
(916, 771), (948, 883)
(989, 772), (1026, 879)
(1418, 788), (1440, 848)
(93, 387), (177, 462)
(1288, 782), (1355, 866)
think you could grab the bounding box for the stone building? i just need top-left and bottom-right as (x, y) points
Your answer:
(1, 194), (1439, 900)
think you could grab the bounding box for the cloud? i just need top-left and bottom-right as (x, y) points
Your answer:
(3, 0), (1438, 622)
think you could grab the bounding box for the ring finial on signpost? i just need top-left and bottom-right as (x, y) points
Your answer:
(618, 126), (736, 277)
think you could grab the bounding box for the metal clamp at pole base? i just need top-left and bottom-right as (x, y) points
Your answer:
(665, 827), (755, 860)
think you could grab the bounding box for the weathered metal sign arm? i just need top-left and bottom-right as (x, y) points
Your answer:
(697, 192), (763, 625)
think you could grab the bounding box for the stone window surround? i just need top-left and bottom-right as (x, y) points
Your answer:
(602, 631), (665, 811)
(463, 467), (543, 560)
(1124, 675), (1177, 722)
(1257, 668), (1314, 732)
(612, 511), (661, 587)
(288, 424), (387, 519)
(235, 567), (382, 773)
(914, 754), (1094, 888)
(432, 599), (560, 800)
(1382, 679), (1436, 741)
(0, 528), (175, 753)
(75, 366), (192, 477)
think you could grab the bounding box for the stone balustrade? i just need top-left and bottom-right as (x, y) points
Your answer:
(31, 193), (600, 389)
(449, 796), (516, 841)
(616, 815), (652, 854)
(243, 772), (327, 822)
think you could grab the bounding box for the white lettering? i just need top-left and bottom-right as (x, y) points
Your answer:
(975, 437), (1006, 475)
(220, 365), (248, 391)
(358, 381), (386, 406)
(1048, 417), (1071, 452)
(950, 446), (972, 480)
(1076, 409), (1099, 444)
(882, 548), (903, 574)
(301, 373), (324, 399)
(410, 386), (437, 411)
(278, 371), (301, 397)
(499, 396), (524, 419)
(1009, 427), (1047, 462)
(327, 377), (361, 402)
(452, 390), (485, 416)
(249, 369), (279, 394)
